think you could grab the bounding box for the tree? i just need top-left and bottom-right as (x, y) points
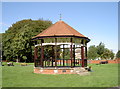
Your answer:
(2, 19), (52, 62)
(22, 56), (27, 63)
(87, 45), (98, 60)
(116, 50), (120, 58)
(109, 50), (115, 60)
(96, 42), (105, 59)
(0, 33), (2, 60)
(88, 42), (115, 60)
(101, 48), (112, 60)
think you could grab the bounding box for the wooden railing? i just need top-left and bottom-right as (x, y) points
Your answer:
(35, 59), (87, 67)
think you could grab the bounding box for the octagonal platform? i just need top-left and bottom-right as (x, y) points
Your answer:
(34, 67), (89, 75)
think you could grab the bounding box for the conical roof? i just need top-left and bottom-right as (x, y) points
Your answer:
(33, 21), (89, 41)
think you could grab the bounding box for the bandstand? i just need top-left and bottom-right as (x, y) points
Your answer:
(32, 20), (90, 74)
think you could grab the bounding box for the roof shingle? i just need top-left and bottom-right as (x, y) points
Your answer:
(33, 21), (88, 38)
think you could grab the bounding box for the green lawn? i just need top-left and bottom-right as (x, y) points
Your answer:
(2, 63), (119, 87)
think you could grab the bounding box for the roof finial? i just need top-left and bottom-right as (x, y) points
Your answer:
(59, 14), (62, 21)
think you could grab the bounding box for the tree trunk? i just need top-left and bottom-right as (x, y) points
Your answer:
(16, 56), (19, 63)
(26, 52), (32, 63)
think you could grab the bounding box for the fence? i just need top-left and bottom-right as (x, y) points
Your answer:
(88, 58), (120, 64)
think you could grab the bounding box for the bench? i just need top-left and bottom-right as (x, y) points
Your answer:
(21, 63), (27, 66)
(7, 62), (14, 66)
(99, 61), (108, 64)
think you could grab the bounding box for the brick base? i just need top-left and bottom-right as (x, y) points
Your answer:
(34, 67), (78, 74)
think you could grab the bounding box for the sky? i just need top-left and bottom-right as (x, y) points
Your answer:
(1, 2), (118, 53)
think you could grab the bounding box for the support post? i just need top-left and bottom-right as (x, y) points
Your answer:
(63, 44), (65, 66)
(41, 39), (44, 67)
(81, 46), (84, 67)
(85, 44), (87, 59)
(85, 43), (87, 67)
(73, 45), (75, 67)
(52, 46), (54, 67)
(70, 38), (73, 68)
(34, 47), (38, 67)
(55, 38), (57, 67)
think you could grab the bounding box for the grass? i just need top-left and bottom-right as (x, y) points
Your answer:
(2, 63), (119, 87)
(2, 62), (33, 66)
